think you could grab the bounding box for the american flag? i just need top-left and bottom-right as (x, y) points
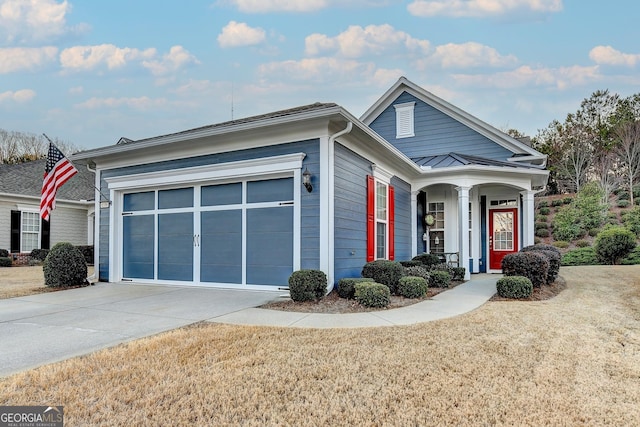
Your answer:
(40, 143), (78, 221)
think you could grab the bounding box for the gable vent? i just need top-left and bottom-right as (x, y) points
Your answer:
(394, 102), (415, 138)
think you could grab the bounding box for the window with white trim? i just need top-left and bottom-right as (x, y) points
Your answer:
(428, 201), (444, 253)
(376, 180), (388, 259)
(21, 211), (41, 253)
(394, 102), (415, 138)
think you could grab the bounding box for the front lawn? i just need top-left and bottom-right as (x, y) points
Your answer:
(1, 266), (639, 425)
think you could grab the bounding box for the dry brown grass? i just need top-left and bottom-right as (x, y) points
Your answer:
(0, 266), (94, 299)
(1, 266), (639, 426)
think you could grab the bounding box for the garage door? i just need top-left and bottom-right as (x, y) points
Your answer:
(121, 177), (294, 287)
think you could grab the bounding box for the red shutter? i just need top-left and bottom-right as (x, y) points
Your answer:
(388, 185), (395, 260)
(366, 175), (375, 262)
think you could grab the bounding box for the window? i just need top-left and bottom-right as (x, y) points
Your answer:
(367, 175), (394, 261)
(10, 209), (49, 253)
(428, 202), (444, 253)
(394, 102), (415, 138)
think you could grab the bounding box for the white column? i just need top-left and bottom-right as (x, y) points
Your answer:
(411, 190), (419, 258)
(456, 186), (471, 280)
(520, 190), (535, 248)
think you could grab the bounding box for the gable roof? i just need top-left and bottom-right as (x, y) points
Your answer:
(0, 159), (95, 202)
(360, 76), (546, 166)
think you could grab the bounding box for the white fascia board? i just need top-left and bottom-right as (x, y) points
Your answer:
(0, 193), (93, 207)
(361, 76), (545, 158)
(413, 164), (549, 191)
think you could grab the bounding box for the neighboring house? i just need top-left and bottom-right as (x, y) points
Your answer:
(0, 159), (95, 257)
(72, 77), (548, 289)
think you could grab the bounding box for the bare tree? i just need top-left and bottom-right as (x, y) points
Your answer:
(614, 120), (640, 205)
(0, 129), (80, 164)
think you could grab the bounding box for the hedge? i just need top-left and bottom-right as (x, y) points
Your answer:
(288, 270), (327, 302)
(496, 276), (533, 299)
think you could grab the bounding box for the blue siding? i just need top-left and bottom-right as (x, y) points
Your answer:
(333, 143), (370, 283)
(390, 176), (412, 262)
(369, 92), (513, 161)
(98, 139), (320, 281)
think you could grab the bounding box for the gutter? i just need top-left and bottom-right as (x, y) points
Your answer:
(85, 163), (98, 283)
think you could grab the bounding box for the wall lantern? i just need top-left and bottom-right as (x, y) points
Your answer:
(302, 168), (313, 193)
(99, 200), (111, 209)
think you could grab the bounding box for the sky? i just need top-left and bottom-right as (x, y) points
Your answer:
(1, 0), (639, 151)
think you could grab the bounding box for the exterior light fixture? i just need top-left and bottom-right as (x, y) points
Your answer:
(99, 200), (111, 209)
(302, 168), (313, 193)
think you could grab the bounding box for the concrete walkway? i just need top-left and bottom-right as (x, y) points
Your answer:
(0, 275), (497, 377)
(211, 274), (498, 328)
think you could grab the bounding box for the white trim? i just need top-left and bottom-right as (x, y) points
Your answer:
(319, 136), (330, 280)
(371, 164), (393, 184)
(394, 101), (415, 138)
(411, 190), (419, 258)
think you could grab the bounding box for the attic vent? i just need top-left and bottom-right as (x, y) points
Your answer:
(394, 102), (415, 138)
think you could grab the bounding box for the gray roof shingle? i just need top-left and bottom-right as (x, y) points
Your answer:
(0, 159), (94, 201)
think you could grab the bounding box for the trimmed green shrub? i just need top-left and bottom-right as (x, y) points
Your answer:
(361, 260), (404, 294)
(552, 241), (569, 249)
(535, 222), (549, 230)
(594, 226), (637, 265)
(617, 191), (630, 201)
(501, 251), (549, 288)
(618, 200), (630, 208)
(621, 206), (640, 236)
(539, 207), (551, 215)
(561, 247), (600, 266)
(43, 242), (88, 288)
(0, 249), (8, 258)
(354, 282), (390, 308)
(411, 253), (442, 269)
(521, 244), (561, 284)
(337, 278), (373, 299)
(288, 270), (327, 302)
(496, 276), (533, 299)
(399, 260), (422, 268)
(535, 214), (548, 223)
(75, 245), (94, 265)
(0, 257), (12, 267)
(429, 270), (451, 288)
(563, 197), (573, 205)
(621, 246), (640, 265)
(534, 237), (542, 244)
(551, 199), (563, 207)
(575, 240), (590, 248)
(538, 200), (549, 208)
(403, 265), (431, 282)
(535, 228), (550, 237)
(397, 276), (428, 299)
(451, 267), (466, 281)
(29, 248), (49, 262)
(588, 228), (599, 237)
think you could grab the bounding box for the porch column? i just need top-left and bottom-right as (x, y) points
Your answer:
(455, 186), (471, 280)
(411, 190), (419, 258)
(520, 190), (535, 248)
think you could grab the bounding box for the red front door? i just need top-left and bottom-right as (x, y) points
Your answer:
(489, 208), (518, 270)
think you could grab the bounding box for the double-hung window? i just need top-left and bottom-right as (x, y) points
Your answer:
(10, 209), (50, 253)
(367, 168), (395, 261)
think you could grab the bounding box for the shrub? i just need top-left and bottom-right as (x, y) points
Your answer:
(76, 245), (94, 265)
(634, 185), (640, 199)
(354, 282), (390, 308)
(575, 240), (590, 248)
(535, 214), (548, 223)
(451, 267), (466, 281)
(496, 276), (533, 299)
(621, 206), (640, 236)
(411, 253), (442, 269)
(43, 242), (88, 288)
(403, 265), (430, 282)
(399, 260), (422, 268)
(618, 200), (630, 208)
(501, 251), (549, 288)
(552, 199), (563, 207)
(535, 222), (549, 230)
(563, 197), (573, 205)
(594, 226), (637, 265)
(0, 249), (8, 258)
(0, 257), (12, 267)
(337, 278), (373, 299)
(588, 228), (599, 237)
(288, 270), (327, 302)
(361, 260), (404, 294)
(539, 207), (551, 215)
(538, 200), (549, 208)
(552, 241), (569, 249)
(29, 248), (49, 262)
(521, 244), (561, 283)
(617, 191), (630, 201)
(397, 276), (428, 299)
(534, 237), (542, 244)
(535, 228), (550, 237)
(429, 270), (451, 288)
(561, 248), (600, 266)
(621, 246), (640, 265)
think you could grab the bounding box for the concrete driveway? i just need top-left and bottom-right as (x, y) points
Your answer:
(0, 283), (281, 378)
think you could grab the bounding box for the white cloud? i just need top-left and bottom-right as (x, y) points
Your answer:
(0, 46), (58, 73)
(452, 64), (600, 89)
(142, 46), (200, 76)
(218, 21), (266, 48)
(589, 45), (640, 67)
(59, 44), (156, 72)
(0, 89), (36, 103)
(408, 0), (563, 18)
(223, 0), (329, 13)
(305, 24), (430, 58)
(422, 42), (517, 68)
(75, 96), (171, 111)
(258, 57), (402, 84)
(0, 0), (86, 44)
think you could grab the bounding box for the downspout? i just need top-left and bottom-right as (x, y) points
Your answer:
(324, 121), (353, 294)
(85, 162), (98, 283)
